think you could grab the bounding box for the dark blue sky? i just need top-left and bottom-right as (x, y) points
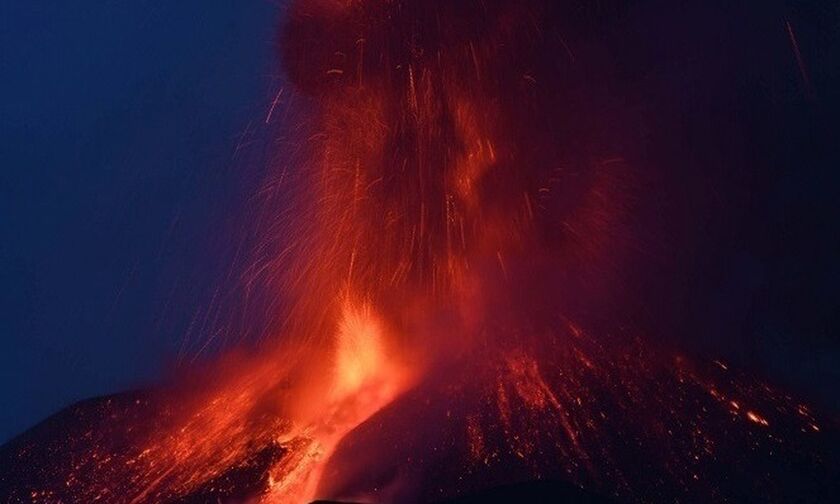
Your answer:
(0, 2), (279, 442)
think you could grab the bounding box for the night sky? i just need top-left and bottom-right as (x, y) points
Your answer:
(2, 0), (839, 446)
(1, 1), (279, 442)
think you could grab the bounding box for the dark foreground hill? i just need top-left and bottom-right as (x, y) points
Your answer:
(2, 347), (839, 504)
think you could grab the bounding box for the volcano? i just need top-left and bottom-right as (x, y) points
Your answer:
(1, 343), (837, 502)
(2, 0), (839, 503)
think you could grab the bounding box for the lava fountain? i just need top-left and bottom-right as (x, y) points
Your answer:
(2, 1), (838, 503)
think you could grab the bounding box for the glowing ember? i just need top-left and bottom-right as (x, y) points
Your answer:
(746, 411), (769, 427)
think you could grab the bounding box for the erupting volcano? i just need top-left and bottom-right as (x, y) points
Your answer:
(2, 1), (838, 503)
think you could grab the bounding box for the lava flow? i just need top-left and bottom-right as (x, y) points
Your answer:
(2, 1), (838, 503)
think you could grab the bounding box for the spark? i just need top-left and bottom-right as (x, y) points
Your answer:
(785, 20), (814, 98)
(265, 87), (285, 124)
(746, 411), (769, 427)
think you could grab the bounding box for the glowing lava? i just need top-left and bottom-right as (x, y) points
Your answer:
(263, 299), (414, 502)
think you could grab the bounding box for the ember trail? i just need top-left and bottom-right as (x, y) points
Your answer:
(1, 1), (837, 503)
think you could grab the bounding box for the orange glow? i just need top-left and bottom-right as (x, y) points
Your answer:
(262, 299), (413, 502)
(746, 411), (769, 427)
(332, 300), (390, 400)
